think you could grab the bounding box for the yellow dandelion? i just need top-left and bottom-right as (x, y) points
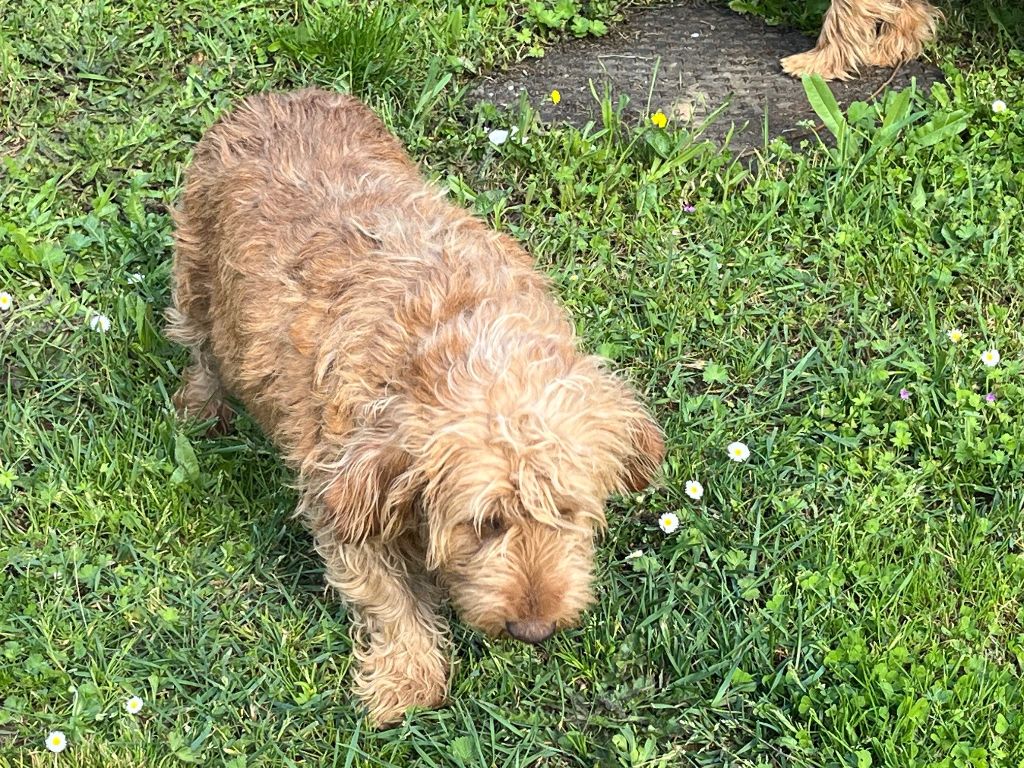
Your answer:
(550, 89), (561, 105)
(650, 111), (668, 129)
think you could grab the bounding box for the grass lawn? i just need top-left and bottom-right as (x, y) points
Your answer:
(2, 0), (1024, 765)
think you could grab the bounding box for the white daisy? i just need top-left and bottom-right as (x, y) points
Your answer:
(46, 730), (67, 753)
(992, 99), (1007, 114)
(624, 549), (644, 561)
(124, 695), (143, 714)
(0, 292), (12, 312)
(727, 441), (750, 462)
(981, 349), (1001, 367)
(89, 314), (111, 333)
(684, 480), (704, 500)
(658, 512), (679, 534)
(946, 328), (964, 343)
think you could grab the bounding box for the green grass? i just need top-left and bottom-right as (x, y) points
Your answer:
(2, 0), (1023, 765)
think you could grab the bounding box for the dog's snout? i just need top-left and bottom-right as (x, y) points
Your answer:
(505, 619), (556, 644)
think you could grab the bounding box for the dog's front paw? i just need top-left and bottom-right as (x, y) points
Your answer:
(353, 646), (448, 728)
(172, 371), (233, 435)
(781, 49), (856, 81)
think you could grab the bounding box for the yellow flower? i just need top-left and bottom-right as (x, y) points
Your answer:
(550, 89), (561, 105)
(947, 328), (964, 343)
(650, 111), (668, 129)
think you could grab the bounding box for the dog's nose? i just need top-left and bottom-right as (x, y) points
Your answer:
(505, 619), (555, 644)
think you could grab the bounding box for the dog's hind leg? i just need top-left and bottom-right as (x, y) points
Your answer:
(318, 535), (449, 727)
(863, 0), (940, 68)
(780, 0), (893, 81)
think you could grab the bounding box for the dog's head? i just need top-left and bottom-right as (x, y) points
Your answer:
(316, 352), (663, 644)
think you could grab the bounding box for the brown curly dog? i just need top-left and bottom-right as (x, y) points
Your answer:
(166, 88), (664, 727)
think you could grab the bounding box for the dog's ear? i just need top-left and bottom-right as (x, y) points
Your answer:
(311, 418), (421, 545)
(580, 358), (666, 494)
(621, 412), (665, 493)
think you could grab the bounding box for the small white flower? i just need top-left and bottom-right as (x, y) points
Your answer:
(947, 328), (964, 343)
(124, 695), (143, 714)
(486, 126), (519, 146)
(992, 99), (1007, 114)
(126, 272), (145, 285)
(658, 512), (679, 534)
(981, 349), (1001, 367)
(727, 441), (750, 462)
(624, 549), (644, 561)
(46, 730), (67, 753)
(0, 292), (12, 312)
(89, 314), (111, 333)
(684, 480), (704, 500)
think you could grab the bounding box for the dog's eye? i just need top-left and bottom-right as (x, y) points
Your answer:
(478, 516), (507, 541)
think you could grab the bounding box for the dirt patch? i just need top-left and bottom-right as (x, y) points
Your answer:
(470, 0), (943, 150)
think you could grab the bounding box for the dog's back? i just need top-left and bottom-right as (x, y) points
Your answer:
(168, 89), (553, 457)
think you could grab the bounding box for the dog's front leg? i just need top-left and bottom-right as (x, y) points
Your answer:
(780, 0), (878, 81)
(317, 535), (449, 727)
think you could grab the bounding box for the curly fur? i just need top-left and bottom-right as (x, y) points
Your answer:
(781, 0), (941, 80)
(167, 88), (664, 727)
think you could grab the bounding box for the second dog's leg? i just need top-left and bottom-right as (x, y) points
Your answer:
(318, 535), (449, 727)
(780, 0), (891, 81)
(864, 0), (940, 68)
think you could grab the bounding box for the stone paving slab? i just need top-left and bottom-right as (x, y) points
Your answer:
(470, 0), (943, 150)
